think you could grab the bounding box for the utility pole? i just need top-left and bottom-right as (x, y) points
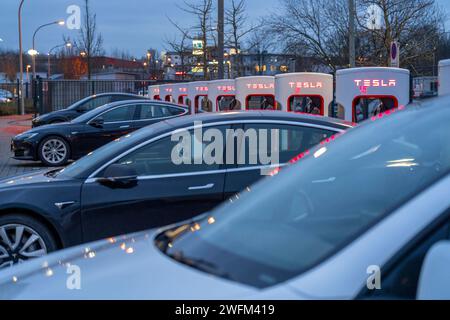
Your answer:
(349, 0), (356, 68)
(18, 0), (25, 115)
(217, 0), (225, 79)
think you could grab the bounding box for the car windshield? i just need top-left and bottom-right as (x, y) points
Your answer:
(157, 99), (450, 289)
(67, 95), (94, 110)
(70, 106), (107, 123)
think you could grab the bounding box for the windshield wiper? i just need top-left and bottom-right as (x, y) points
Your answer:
(169, 252), (234, 280)
(44, 169), (62, 178)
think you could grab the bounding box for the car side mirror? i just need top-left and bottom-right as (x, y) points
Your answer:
(96, 163), (138, 189)
(90, 117), (104, 128)
(417, 241), (450, 300)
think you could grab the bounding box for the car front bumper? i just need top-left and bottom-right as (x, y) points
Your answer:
(11, 138), (38, 161)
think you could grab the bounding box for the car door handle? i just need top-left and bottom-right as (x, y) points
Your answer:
(120, 125), (130, 129)
(188, 183), (215, 191)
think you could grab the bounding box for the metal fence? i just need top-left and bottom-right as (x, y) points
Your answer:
(36, 79), (160, 114)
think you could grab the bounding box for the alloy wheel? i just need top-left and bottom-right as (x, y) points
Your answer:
(42, 139), (67, 165)
(0, 224), (48, 269)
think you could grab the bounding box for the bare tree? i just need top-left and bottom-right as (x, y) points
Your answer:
(225, 0), (259, 77)
(165, 18), (193, 80)
(0, 50), (20, 82)
(178, 0), (214, 80)
(110, 48), (133, 61)
(356, 0), (444, 70)
(73, 0), (104, 79)
(268, 0), (349, 72)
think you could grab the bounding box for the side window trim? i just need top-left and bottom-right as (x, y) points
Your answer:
(86, 120), (345, 180)
(88, 104), (136, 125)
(134, 103), (188, 122)
(233, 123), (337, 170)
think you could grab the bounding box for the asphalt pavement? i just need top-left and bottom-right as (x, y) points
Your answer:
(0, 114), (47, 179)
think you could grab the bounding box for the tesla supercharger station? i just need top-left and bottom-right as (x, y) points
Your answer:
(235, 76), (276, 110)
(439, 59), (450, 96)
(208, 79), (237, 112)
(275, 73), (333, 115)
(336, 67), (410, 123)
(159, 84), (175, 103)
(188, 81), (211, 114)
(148, 85), (160, 100)
(172, 83), (189, 106)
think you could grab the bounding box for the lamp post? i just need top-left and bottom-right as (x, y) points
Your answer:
(217, 0), (225, 79)
(31, 20), (65, 79)
(47, 42), (72, 78)
(18, 0), (25, 115)
(348, 0), (356, 68)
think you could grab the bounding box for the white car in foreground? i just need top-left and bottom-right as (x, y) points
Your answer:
(1, 97), (450, 300)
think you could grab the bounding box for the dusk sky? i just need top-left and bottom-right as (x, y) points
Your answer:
(0, 0), (449, 57)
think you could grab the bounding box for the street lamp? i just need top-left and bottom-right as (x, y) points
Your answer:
(31, 20), (65, 79)
(47, 42), (72, 78)
(26, 65), (31, 83)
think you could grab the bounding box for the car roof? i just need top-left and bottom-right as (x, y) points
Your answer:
(91, 92), (147, 97)
(164, 110), (354, 130)
(85, 99), (189, 116)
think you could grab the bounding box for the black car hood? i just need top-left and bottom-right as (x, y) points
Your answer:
(27, 121), (82, 134)
(0, 169), (64, 188)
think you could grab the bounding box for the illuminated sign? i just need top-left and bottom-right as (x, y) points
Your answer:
(193, 40), (204, 56)
(288, 82), (323, 89)
(152, 88), (160, 94)
(354, 79), (397, 88)
(178, 87), (188, 93)
(217, 85), (235, 92)
(246, 83), (274, 90)
(195, 86), (209, 92)
(164, 88), (173, 93)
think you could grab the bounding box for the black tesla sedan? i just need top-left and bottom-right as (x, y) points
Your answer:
(12, 100), (189, 166)
(31, 92), (149, 127)
(0, 111), (353, 267)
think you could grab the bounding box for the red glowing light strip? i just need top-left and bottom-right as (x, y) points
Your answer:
(370, 104), (405, 122)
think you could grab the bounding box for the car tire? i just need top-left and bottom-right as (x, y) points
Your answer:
(38, 135), (71, 167)
(0, 214), (58, 269)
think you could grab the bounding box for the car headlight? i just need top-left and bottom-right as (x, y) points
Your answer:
(16, 132), (39, 140)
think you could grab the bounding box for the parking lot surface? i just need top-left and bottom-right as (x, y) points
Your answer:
(0, 114), (46, 179)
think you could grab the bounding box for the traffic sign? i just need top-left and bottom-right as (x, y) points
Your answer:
(390, 41), (400, 68)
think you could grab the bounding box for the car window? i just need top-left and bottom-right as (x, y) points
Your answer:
(112, 125), (230, 176)
(111, 95), (135, 102)
(157, 104), (450, 289)
(97, 105), (136, 123)
(236, 124), (334, 168)
(362, 216), (450, 300)
(79, 96), (112, 112)
(137, 104), (184, 120)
